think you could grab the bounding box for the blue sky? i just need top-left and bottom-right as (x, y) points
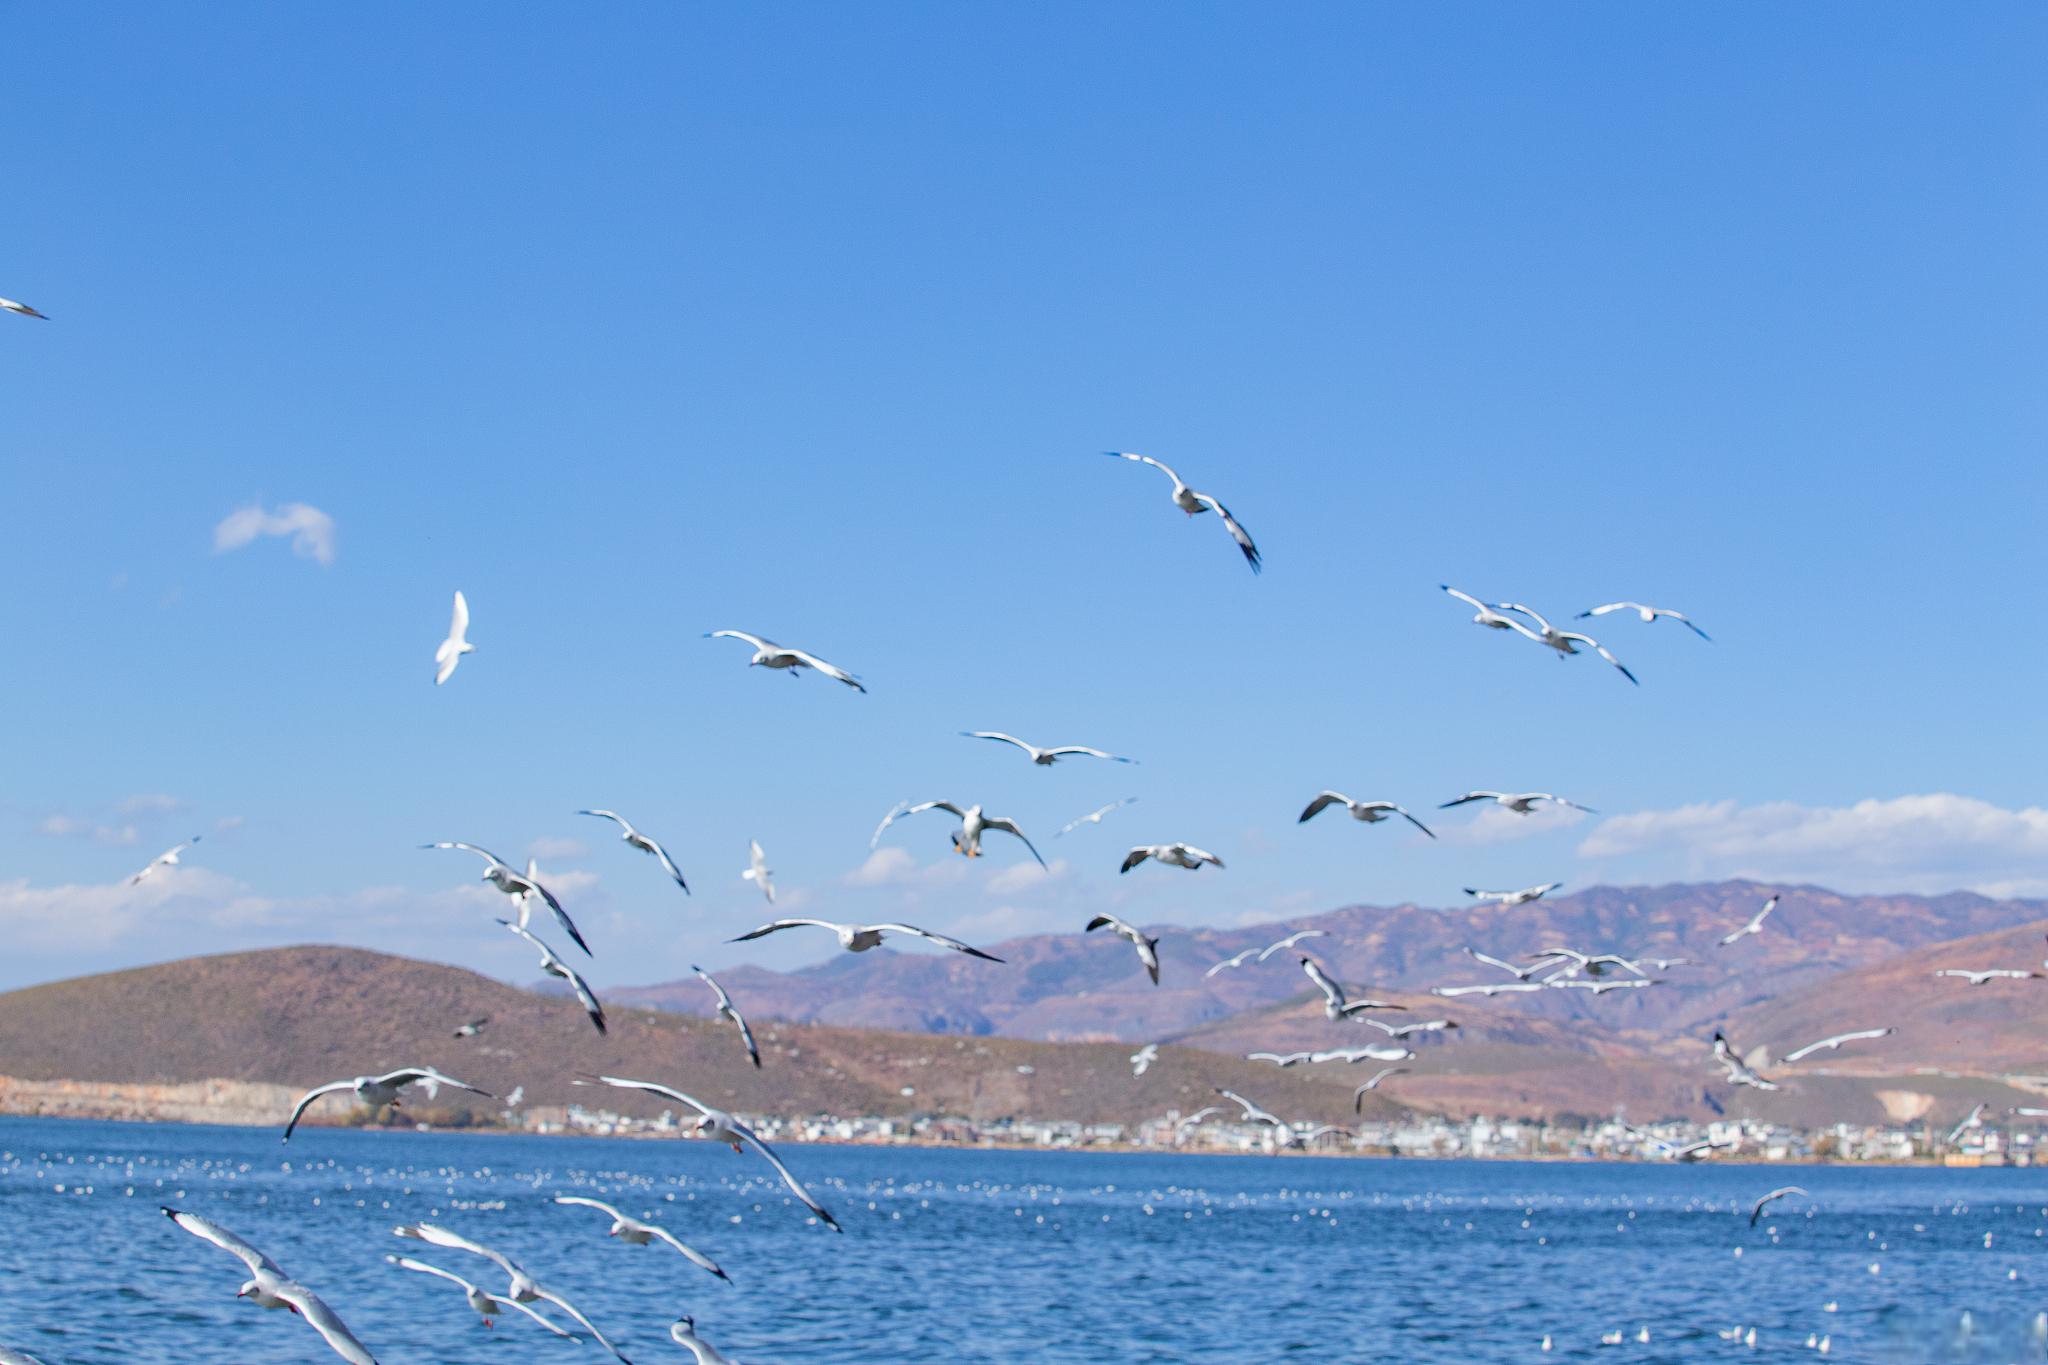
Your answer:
(1, 5), (2043, 992)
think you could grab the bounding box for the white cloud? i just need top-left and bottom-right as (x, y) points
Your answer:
(34, 815), (139, 846)
(527, 835), (590, 861)
(841, 847), (966, 890)
(1577, 793), (2048, 897)
(212, 502), (337, 566)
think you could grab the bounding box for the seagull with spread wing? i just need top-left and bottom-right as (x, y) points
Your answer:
(1935, 968), (2042, 985)
(1129, 1043), (1159, 1077)
(1353, 1068), (1409, 1110)
(670, 1317), (740, 1365)
(1782, 1028), (1894, 1063)
(575, 1076), (840, 1230)
(1203, 946), (1260, 979)
(1301, 956), (1405, 1021)
(433, 591), (474, 686)
(129, 835), (201, 885)
(1463, 947), (1560, 981)
(1213, 1088), (1293, 1145)
(390, 1222), (630, 1359)
(424, 841), (591, 954)
(1439, 791), (1595, 816)
(1496, 603), (1639, 684)
(1441, 585), (1536, 634)
(1579, 602), (1712, 640)
(1748, 1186), (1808, 1227)
(165, 1208), (379, 1363)
(1364, 1017), (1458, 1039)
(960, 731), (1135, 766)
(579, 809), (689, 893)
(1122, 842), (1224, 873)
(1105, 451), (1260, 571)
(740, 839), (775, 904)
(1056, 797), (1138, 837)
(553, 1195), (730, 1282)
(499, 918), (607, 1034)
(1718, 895), (1780, 947)
(1465, 882), (1562, 908)
(1086, 913), (1162, 984)
(1297, 792), (1436, 837)
(282, 1066), (491, 1143)
(1712, 1031), (1779, 1091)
(0, 296), (48, 320)
(693, 965), (759, 1068)
(1433, 982), (1547, 998)
(731, 917), (1003, 961)
(704, 629), (865, 691)
(871, 799), (1046, 866)
(1257, 929), (1327, 961)
(385, 1255), (576, 1337)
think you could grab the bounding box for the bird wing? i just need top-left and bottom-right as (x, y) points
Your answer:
(1673, 613), (1713, 641)
(1577, 602), (1630, 618)
(551, 1195), (626, 1220)
(1057, 798), (1134, 837)
(643, 836), (690, 892)
(1213, 1088), (1262, 1120)
(1496, 602), (1553, 633)
(785, 647), (865, 691)
(1119, 847), (1153, 873)
(1462, 948), (1523, 977)
(578, 809), (627, 831)
(560, 961), (608, 1035)
(961, 731), (1034, 754)
(1203, 949), (1253, 979)
(1300, 956), (1345, 1008)
(373, 1067), (492, 1100)
(582, 1075), (715, 1117)
(730, 918), (835, 943)
(1583, 638), (1638, 684)
(1044, 746), (1133, 763)
(387, 1255), (477, 1294)
(1393, 806), (1437, 839)
(871, 923), (1004, 962)
(391, 1223), (526, 1284)
(980, 817), (1046, 867)
(1298, 792), (1347, 822)
(282, 1081), (358, 1143)
(644, 1223), (730, 1280)
(448, 590), (469, 640)
(1440, 585), (1487, 612)
(707, 629), (773, 650)
(423, 840), (510, 870)
(1438, 792), (1499, 809)
(1193, 492), (1261, 572)
(692, 964), (736, 1012)
(730, 1115), (841, 1232)
(1180, 846), (1224, 867)
(526, 1285), (630, 1363)
(1106, 450), (1182, 485)
(164, 1207), (285, 1277)
(517, 875), (591, 956)
(273, 1282), (379, 1365)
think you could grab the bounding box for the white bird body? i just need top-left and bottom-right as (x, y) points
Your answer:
(961, 731), (1135, 766)
(1297, 792), (1436, 837)
(129, 836), (201, 886)
(731, 917), (1003, 961)
(1439, 791), (1595, 816)
(1719, 895), (1780, 947)
(1578, 602), (1711, 640)
(705, 630), (865, 691)
(1464, 882), (1562, 908)
(1130, 1044), (1158, 1077)
(1122, 842), (1224, 873)
(433, 591), (474, 686)
(1087, 913), (1161, 984)
(1213, 1088), (1293, 1145)
(1106, 452), (1260, 571)
(165, 1208), (379, 1363)
(0, 296), (48, 320)
(499, 918), (607, 1034)
(670, 1317), (738, 1364)
(1056, 797), (1137, 837)
(282, 1066), (491, 1142)
(424, 841), (591, 954)
(1782, 1028), (1894, 1063)
(1713, 1031), (1779, 1090)
(553, 1195), (730, 1281)
(872, 799), (1046, 866)
(1935, 968), (2041, 985)
(741, 839), (775, 903)
(580, 809), (689, 893)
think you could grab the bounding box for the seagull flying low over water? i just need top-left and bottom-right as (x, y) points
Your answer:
(670, 1317), (739, 1365)
(553, 1195), (730, 1282)
(0, 296), (48, 320)
(1713, 1031), (1780, 1091)
(741, 840), (774, 904)
(1105, 451), (1261, 572)
(1301, 956), (1406, 1021)
(1213, 1088), (1293, 1143)
(424, 841), (590, 955)
(391, 1223), (631, 1360)
(1625, 1126), (1734, 1162)
(1935, 968), (2042, 985)
(732, 917), (1004, 961)
(498, 919), (607, 1034)
(1297, 792), (1436, 837)
(1439, 791), (1595, 816)
(165, 1208), (379, 1364)
(1441, 585), (1529, 633)
(577, 1076), (840, 1231)
(871, 800), (1046, 866)
(579, 809), (689, 893)
(1718, 895), (1779, 947)
(705, 630), (865, 691)
(1465, 883), (1562, 908)
(129, 835), (201, 885)
(1782, 1028), (1895, 1063)
(1056, 798), (1138, 838)
(1257, 930), (1327, 961)
(693, 965), (759, 1068)
(385, 1256), (576, 1337)
(433, 591), (473, 686)
(1354, 1067), (1409, 1109)
(1947, 1102), (1989, 1147)
(1749, 1186), (1808, 1227)
(282, 1067), (491, 1143)
(1086, 913), (1162, 985)
(1497, 604), (1638, 684)
(959, 731), (1136, 766)
(1130, 1044), (1158, 1077)
(1122, 842), (1224, 873)
(1579, 602), (1712, 640)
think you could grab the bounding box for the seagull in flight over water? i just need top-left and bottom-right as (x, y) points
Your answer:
(1353, 1067), (1409, 1109)
(1086, 913), (1162, 984)
(385, 1255), (575, 1337)
(693, 965), (760, 1068)
(1056, 798), (1137, 837)
(552, 1195), (730, 1281)
(1105, 452), (1261, 572)
(871, 800), (1046, 866)
(282, 1067), (491, 1143)
(960, 731), (1135, 766)
(1297, 792), (1436, 837)
(129, 836), (201, 885)
(499, 919), (608, 1034)
(704, 630), (865, 691)
(423, 841), (590, 954)
(1579, 602), (1712, 641)
(433, 591), (474, 686)
(579, 809), (689, 893)
(391, 1222), (631, 1359)
(1718, 895), (1780, 947)
(731, 917), (1003, 961)
(1749, 1186), (1808, 1226)
(1782, 1028), (1894, 1063)
(669, 1317), (740, 1365)
(164, 1207), (380, 1363)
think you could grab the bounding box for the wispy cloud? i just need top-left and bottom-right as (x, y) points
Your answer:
(1578, 793), (2048, 898)
(527, 835), (589, 861)
(212, 502), (337, 566)
(1434, 802), (1587, 847)
(34, 815), (139, 847)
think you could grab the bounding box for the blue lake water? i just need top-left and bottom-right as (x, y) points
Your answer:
(0, 1116), (2043, 1362)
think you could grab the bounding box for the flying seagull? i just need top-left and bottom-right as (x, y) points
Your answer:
(384, 1256), (576, 1337)
(0, 1348), (51, 1365)
(282, 1066), (491, 1143)
(164, 1207), (378, 1364)
(1549, 977), (1655, 995)
(741, 840), (775, 904)
(1441, 585), (1535, 634)
(1173, 1106), (1223, 1138)
(1212, 1088), (1292, 1142)
(1748, 1186), (1808, 1227)
(1130, 1044), (1159, 1077)
(870, 800), (1046, 866)
(579, 809), (689, 893)
(1782, 1028), (1894, 1063)
(1086, 913), (1161, 985)
(499, 919), (607, 1034)
(1712, 1031), (1779, 1091)
(1496, 604), (1638, 684)
(1934, 968), (2041, 985)
(669, 1317), (738, 1365)
(1056, 798), (1138, 838)
(423, 841), (590, 955)
(1301, 957), (1405, 1021)
(1439, 791), (1595, 816)
(1257, 929), (1327, 961)
(960, 731), (1135, 766)
(0, 296), (48, 320)
(704, 629), (864, 691)
(129, 836), (201, 885)
(433, 591), (473, 686)
(1465, 882), (1562, 908)
(1250, 1046), (1410, 1067)
(1203, 947), (1260, 979)
(1105, 451), (1260, 572)
(1364, 1017), (1458, 1039)
(731, 917), (1003, 961)
(1122, 842), (1224, 873)
(391, 1223), (630, 1360)
(1718, 895), (1780, 947)
(452, 1017), (488, 1040)
(1947, 1102), (1988, 1146)
(1432, 982), (1548, 998)
(553, 1195), (730, 1282)
(1297, 792), (1436, 838)
(1353, 1067), (1409, 1110)
(1463, 947), (1559, 981)
(575, 1076), (840, 1231)
(1579, 602), (1712, 641)
(692, 965), (759, 1068)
